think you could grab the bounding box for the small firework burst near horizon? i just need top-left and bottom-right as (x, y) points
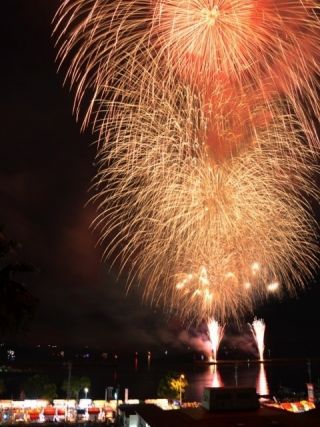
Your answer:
(249, 318), (266, 361)
(207, 318), (225, 363)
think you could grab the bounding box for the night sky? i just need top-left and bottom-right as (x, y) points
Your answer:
(1, 0), (319, 357)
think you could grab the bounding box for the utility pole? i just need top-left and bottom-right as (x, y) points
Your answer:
(67, 362), (72, 399)
(234, 364), (238, 387)
(179, 374), (185, 406)
(307, 359), (312, 383)
(66, 362), (72, 422)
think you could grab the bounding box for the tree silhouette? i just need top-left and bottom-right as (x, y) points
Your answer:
(23, 374), (57, 401)
(62, 376), (91, 400)
(157, 371), (188, 400)
(0, 227), (38, 336)
(0, 378), (6, 396)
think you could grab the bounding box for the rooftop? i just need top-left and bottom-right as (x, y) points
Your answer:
(126, 404), (320, 427)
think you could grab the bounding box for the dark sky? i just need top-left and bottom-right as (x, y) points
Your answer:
(1, 0), (319, 356)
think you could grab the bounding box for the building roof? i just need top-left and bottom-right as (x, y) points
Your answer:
(133, 404), (320, 427)
(188, 406), (320, 427)
(137, 405), (194, 427)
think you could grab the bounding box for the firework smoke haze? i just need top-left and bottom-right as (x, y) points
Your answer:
(54, 1), (319, 322)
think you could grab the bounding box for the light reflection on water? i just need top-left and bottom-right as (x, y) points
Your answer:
(210, 364), (224, 388)
(125, 357), (317, 401)
(74, 358), (319, 401)
(256, 363), (269, 396)
(185, 362), (274, 401)
(6, 357), (318, 402)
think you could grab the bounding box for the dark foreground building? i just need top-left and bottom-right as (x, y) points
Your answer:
(119, 403), (320, 427)
(119, 387), (320, 427)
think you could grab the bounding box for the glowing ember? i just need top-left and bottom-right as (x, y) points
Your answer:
(251, 262), (260, 275)
(267, 282), (279, 293)
(207, 318), (225, 363)
(176, 266), (213, 304)
(249, 318), (265, 361)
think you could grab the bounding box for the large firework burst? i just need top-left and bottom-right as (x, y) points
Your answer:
(55, 0), (319, 146)
(90, 77), (318, 321)
(54, 1), (319, 322)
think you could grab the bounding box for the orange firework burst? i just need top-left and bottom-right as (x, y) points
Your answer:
(152, 1), (319, 94)
(54, 0), (320, 147)
(153, 0), (320, 146)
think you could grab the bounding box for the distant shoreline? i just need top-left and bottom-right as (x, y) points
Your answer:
(194, 357), (320, 365)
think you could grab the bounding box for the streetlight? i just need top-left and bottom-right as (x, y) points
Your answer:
(179, 374), (185, 406)
(84, 387), (89, 399)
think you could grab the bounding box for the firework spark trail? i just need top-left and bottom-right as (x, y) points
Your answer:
(54, 0), (320, 147)
(207, 318), (225, 362)
(89, 77), (318, 321)
(249, 318), (266, 361)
